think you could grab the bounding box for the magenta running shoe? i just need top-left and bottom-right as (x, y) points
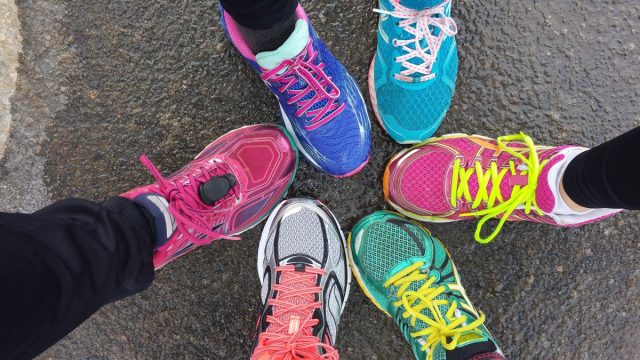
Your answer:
(121, 125), (298, 269)
(384, 132), (621, 243)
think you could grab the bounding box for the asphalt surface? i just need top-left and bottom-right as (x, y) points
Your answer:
(2, 0), (639, 359)
(0, 0), (21, 159)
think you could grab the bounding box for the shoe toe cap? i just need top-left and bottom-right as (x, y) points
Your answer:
(376, 81), (454, 143)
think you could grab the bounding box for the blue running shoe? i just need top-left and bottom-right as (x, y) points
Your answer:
(370, 0), (458, 144)
(220, 5), (372, 177)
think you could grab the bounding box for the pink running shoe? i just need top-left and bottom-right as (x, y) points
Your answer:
(121, 125), (298, 269)
(384, 132), (621, 243)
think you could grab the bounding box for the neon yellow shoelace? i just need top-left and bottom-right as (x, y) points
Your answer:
(383, 262), (486, 360)
(450, 132), (550, 244)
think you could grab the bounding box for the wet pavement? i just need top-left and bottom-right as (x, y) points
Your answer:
(0, 0), (21, 159)
(2, 0), (639, 359)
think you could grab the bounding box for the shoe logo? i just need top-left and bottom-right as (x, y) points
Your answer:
(447, 264), (481, 320)
(170, 242), (194, 260)
(211, 223), (223, 232)
(261, 266), (273, 305)
(323, 273), (345, 344)
(393, 308), (413, 335)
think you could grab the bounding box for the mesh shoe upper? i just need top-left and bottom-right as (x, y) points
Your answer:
(221, 5), (371, 177)
(385, 134), (566, 228)
(121, 125), (298, 269)
(253, 198), (350, 359)
(371, 0), (458, 143)
(385, 133), (622, 243)
(349, 211), (502, 360)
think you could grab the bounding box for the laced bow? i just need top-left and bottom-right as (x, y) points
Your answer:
(450, 133), (551, 244)
(384, 262), (485, 360)
(375, 0), (457, 82)
(261, 42), (346, 130)
(252, 265), (338, 360)
(139, 155), (240, 245)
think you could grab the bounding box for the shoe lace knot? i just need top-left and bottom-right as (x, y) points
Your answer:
(384, 262), (485, 360)
(375, 0), (457, 82)
(139, 155), (240, 245)
(450, 132), (550, 243)
(261, 42), (346, 131)
(253, 265), (338, 360)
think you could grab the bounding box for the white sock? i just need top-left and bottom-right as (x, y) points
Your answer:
(547, 147), (593, 215)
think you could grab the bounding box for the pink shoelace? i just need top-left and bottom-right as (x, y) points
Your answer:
(252, 265), (338, 360)
(375, 0), (457, 82)
(139, 155), (240, 245)
(261, 42), (346, 131)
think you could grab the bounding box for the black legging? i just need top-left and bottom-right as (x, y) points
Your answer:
(0, 197), (155, 360)
(220, 0), (297, 29)
(563, 126), (640, 209)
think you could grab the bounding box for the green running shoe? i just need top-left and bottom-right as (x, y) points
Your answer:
(348, 211), (504, 360)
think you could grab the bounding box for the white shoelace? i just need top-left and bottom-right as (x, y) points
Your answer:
(375, 0), (457, 82)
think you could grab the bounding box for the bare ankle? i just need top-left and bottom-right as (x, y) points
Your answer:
(560, 178), (591, 213)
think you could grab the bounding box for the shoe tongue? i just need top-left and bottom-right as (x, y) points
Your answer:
(256, 19), (309, 70)
(385, 258), (450, 329)
(396, 0), (447, 81)
(401, 0), (444, 10)
(457, 157), (522, 207)
(456, 149), (564, 214)
(385, 259), (497, 357)
(273, 264), (317, 335)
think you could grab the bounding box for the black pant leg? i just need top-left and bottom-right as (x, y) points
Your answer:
(563, 126), (640, 209)
(219, 0), (298, 29)
(0, 197), (155, 360)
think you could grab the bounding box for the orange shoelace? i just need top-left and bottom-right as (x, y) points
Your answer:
(252, 265), (338, 360)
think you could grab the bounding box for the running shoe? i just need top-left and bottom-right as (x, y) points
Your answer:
(121, 125), (298, 269)
(252, 198), (351, 360)
(370, 0), (458, 143)
(348, 211), (504, 360)
(220, 5), (371, 177)
(384, 132), (622, 243)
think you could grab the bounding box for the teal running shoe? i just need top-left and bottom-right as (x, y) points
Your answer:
(348, 211), (504, 360)
(369, 0), (458, 144)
